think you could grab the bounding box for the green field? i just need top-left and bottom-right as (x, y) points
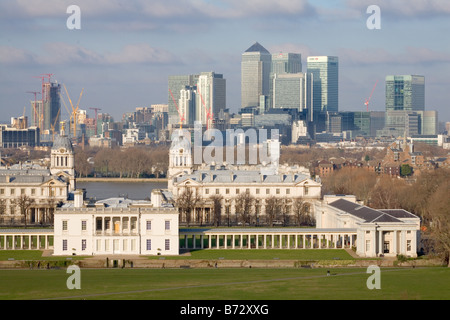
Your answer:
(0, 267), (449, 300)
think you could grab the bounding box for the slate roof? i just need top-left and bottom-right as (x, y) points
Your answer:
(175, 169), (311, 185)
(328, 199), (417, 224)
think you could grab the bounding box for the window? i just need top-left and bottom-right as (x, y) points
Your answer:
(81, 220), (87, 231)
(407, 240), (411, 251)
(266, 189), (270, 195)
(0, 189), (4, 195)
(276, 189), (280, 194)
(236, 188), (240, 194)
(286, 189), (290, 195)
(82, 239), (86, 251)
(215, 189), (219, 195)
(10, 189), (15, 195)
(165, 220), (170, 230)
(365, 240), (370, 252)
(304, 187), (309, 196)
(31, 188), (36, 195)
(165, 239), (170, 251)
(205, 188), (209, 195)
(146, 220), (152, 230)
(226, 188), (230, 194)
(147, 239), (152, 251)
(256, 188), (260, 195)
(21, 188), (25, 195)
(62, 220), (68, 231)
(63, 239), (68, 251)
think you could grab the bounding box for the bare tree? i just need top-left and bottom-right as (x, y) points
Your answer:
(265, 196), (280, 227)
(13, 195), (35, 228)
(0, 199), (6, 224)
(293, 197), (313, 226)
(234, 192), (254, 227)
(176, 187), (200, 227)
(210, 194), (223, 227)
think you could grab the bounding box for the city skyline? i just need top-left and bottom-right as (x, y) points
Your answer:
(1, 0), (450, 124)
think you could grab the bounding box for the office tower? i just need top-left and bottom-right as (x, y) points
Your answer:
(385, 75), (425, 112)
(241, 42), (272, 110)
(196, 72), (226, 128)
(179, 86), (196, 126)
(168, 75), (198, 125)
(307, 56), (339, 117)
(272, 73), (312, 112)
(268, 52), (303, 112)
(42, 82), (61, 135)
(419, 110), (438, 135)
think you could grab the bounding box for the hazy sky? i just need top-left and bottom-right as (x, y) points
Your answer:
(1, 0), (449, 124)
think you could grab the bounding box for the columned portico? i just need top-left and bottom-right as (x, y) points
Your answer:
(180, 228), (357, 250)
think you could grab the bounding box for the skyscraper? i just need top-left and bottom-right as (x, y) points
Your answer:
(241, 42), (272, 110)
(269, 52), (303, 112)
(168, 75), (198, 125)
(196, 72), (226, 128)
(307, 56), (339, 115)
(385, 75), (425, 112)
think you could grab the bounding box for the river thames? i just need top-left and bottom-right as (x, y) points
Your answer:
(76, 180), (168, 201)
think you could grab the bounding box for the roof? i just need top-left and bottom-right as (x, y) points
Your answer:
(244, 42), (270, 54)
(175, 169), (312, 185)
(52, 135), (73, 152)
(328, 199), (418, 223)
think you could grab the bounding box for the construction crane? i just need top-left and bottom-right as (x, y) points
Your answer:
(364, 80), (378, 112)
(89, 107), (102, 136)
(50, 107), (61, 141)
(62, 84), (83, 137)
(197, 85), (213, 131)
(169, 88), (185, 129)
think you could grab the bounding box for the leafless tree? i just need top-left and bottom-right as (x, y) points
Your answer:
(13, 195), (35, 228)
(265, 196), (281, 227)
(234, 192), (254, 226)
(176, 187), (200, 227)
(210, 194), (223, 227)
(293, 197), (313, 226)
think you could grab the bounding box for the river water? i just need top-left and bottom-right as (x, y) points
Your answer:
(76, 181), (168, 201)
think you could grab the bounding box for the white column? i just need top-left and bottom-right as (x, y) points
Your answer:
(208, 235), (211, 249)
(232, 235), (235, 249)
(392, 231), (397, 255)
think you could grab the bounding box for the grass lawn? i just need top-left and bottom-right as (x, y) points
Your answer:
(0, 267), (448, 300)
(150, 249), (356, 260)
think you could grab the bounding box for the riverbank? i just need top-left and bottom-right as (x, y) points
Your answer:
(77, 177), (168, 182)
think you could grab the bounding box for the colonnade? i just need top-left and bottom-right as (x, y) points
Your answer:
(0, 232), (53, 250)
(180, 230), (356, 250)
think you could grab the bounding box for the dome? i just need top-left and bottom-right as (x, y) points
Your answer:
(52, 135), (73, 152)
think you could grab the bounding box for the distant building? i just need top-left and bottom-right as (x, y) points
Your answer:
(241, 42), (272, 110)
(0, 125), (40, 148)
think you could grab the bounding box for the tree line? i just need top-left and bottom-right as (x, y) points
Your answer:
(74, 145), (170, 178)
(322, 166), (450, 265)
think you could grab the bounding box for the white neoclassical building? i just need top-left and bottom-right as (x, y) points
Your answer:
(0, 135), (76, 225)
(53, 196), (179, 256)
(167, 130), (322, 226)
(315, 195), (420, 258)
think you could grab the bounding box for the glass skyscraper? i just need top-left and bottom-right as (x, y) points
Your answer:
(241, 42), (272, 110)
(385, 75), (425, 112)
(307, 56), (339, 115)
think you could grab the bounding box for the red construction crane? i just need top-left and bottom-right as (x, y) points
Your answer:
(197, 85), (213, 131)
(89, 107), (102, 135)
(169, 88), (185, 129)
(364, 80), (378, 112)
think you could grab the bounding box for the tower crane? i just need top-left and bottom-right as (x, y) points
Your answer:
(169, 88), (185, 130)
(62, 84), (84, 137)
(364, 80), (378, 112)
(197, 85), (213, 131)
(27, 91), (40, 127)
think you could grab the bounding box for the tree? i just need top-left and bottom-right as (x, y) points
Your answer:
(210, 194), (223, 227)
(265, 196), (280, 227)
(13, 195), (35, 228)
(400, 164), (412, 177)
(176, 187), (200, 227)
(234, 192), (254, 226)
(292, 197), (313, 226)
(0, 199), (6, 224)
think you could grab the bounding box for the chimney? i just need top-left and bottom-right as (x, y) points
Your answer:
(74, 189), (84, 208)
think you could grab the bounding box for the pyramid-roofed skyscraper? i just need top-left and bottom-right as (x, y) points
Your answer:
(241, 42), (272, 110)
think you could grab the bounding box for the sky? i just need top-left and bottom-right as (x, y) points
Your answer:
(1, 0), (450, 125)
